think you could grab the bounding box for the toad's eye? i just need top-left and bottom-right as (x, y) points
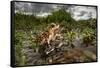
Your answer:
(51, 24), (55, 28)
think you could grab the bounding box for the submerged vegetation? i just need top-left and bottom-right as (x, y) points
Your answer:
(14, 9), (97, 66)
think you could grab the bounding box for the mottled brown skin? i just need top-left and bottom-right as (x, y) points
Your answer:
(36, 23), (60, 47)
